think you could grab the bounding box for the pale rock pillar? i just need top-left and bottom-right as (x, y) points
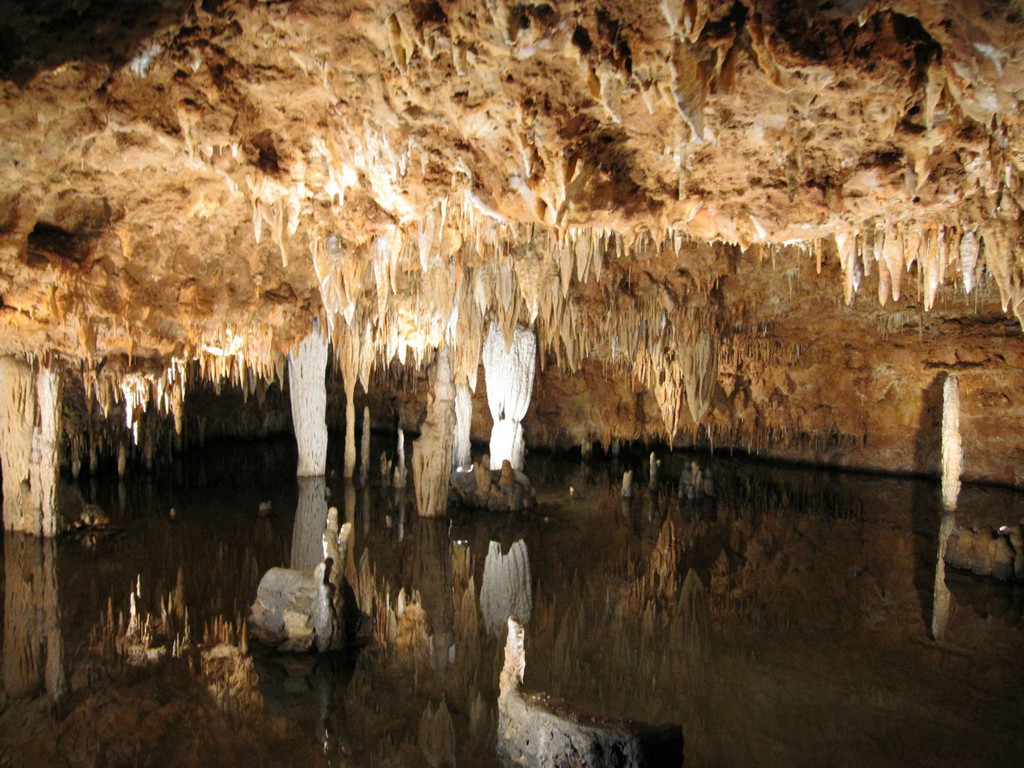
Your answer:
(359, 405), (371, 483)
(412, 346), (456, 518)
(288, 326), (329, 477)
(453, 381), (473, 469)
(343, 373), (357, 480)
(0, 358), (62, 536)
(941, 373), (962, 511)
(482, 323), (536, 471)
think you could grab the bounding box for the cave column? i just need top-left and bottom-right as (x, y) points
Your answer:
(453, 381), (473, 470)
(288, 324), (329, 477)
(412, 346), (456, 518)
(482, 322), (536, 471)
(0, 358), (62, 536)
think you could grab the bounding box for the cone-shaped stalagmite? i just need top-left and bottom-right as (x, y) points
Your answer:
(482, 323), (536, 471)
(288, 325), (329, 477)
(412, 347), (456, 517)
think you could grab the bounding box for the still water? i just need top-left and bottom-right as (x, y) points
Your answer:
(0, 437), (1021, 767)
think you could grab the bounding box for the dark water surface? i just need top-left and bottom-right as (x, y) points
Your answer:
(1, 437), (1021, 767)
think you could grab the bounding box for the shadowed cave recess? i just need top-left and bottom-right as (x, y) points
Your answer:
(1, 0), (1023, 766)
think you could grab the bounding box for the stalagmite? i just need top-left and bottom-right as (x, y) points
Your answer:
(621, 469), (634, 499)
(941, 373), (962, 511)
(482, 323), (536, 471)
(360, 405), (371, 484)
(288, 325), (329, 477)
(412, 347), (456, 518)
(453, 381), (473, 469)
(117, 442), (127, 479)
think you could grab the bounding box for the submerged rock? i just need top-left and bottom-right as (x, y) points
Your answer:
(248, 508), (355, 652)
(945, 524), (1024, 582)
(497, 617), (683, 768)
(450, 457), (536, 512)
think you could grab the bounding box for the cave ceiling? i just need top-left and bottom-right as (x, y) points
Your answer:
(1, 0), (1023, 400)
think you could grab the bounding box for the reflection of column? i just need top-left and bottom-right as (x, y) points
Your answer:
(480, 540), (532, 637)
(291, 476), (329, 570)
(406, 518), (454, 672)
(3, 533), (64, 698)
(932, 513), (955, 642)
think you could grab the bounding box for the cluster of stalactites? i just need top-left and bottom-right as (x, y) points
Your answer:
(308, 195), (724, 439)
(829, 217), (1023, 320)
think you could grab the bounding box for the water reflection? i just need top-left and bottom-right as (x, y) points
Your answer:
(0, 442), (1021, 768)
(480, 540), (532, 637)
(3, 533), (63, 700)
(291, 476), (329, 570)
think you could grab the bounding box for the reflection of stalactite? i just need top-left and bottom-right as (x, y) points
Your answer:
(932, 513), (955, 642)
(291, 476), (329, 570)
(3, 533), (63, 698)
(480, 540), (532, 637)
(406, 518), (454, 671)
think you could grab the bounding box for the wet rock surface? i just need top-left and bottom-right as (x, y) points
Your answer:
(450, 458), (538, 511)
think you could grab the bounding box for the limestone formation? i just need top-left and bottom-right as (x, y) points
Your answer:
(497, 617), (684, 768)
(945, 524), (1024, 582)
(3, 0), (1024, 504)
(453, 382), (473, 470)
(483, 323), (536, 471)
(412, 347), (456, 518)
(249, 509), (353, 652)
(288, 326), (329, 478)
(449, 458), (537, 512)
(941, 373), (962, 511)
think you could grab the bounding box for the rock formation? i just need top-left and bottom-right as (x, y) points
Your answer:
(287, 326), (328, 478)
(2, 0), (1024, 516)
(497, 617), (684, 768)
(412, 346), (456, 517)
(249, 508), (353, 652)
(483, 323), (536, 471)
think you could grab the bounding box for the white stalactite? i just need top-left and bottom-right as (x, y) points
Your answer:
(941, 373), (962, 511)
(288, 325), (329, 477)
(412, 347), (456, 517)
(453, 381), (473, 469)
(482, 323), (536, 471)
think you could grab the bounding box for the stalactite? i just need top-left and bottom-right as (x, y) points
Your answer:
(941, 373), (962, 511)
(453, 381), (473, 469)
(412, 346), (456, 518)
(288, 324), (329, 477)
(482, 322), (536, 470)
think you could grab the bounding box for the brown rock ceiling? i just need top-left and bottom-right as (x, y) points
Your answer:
(2, 0), (1024, 481)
